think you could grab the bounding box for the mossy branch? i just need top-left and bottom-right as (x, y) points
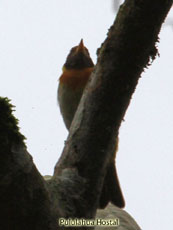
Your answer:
(0, 97), (26, 152)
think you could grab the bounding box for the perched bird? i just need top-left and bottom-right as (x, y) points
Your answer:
(58, 39), (125, 209)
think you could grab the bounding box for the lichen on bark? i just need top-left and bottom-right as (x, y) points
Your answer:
(0, 97), (26, 153)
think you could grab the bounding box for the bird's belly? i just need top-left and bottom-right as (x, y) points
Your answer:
(58, 83), (84, 130)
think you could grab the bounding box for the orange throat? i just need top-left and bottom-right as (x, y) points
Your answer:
(59, 67), (94, 90)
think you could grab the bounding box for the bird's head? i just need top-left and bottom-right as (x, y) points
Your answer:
(64, 39), (94, 70)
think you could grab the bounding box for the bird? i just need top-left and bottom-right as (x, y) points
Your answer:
(57, 39), (125, 209)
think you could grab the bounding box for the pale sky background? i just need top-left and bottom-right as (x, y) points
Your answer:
(0, 1), (173, 229)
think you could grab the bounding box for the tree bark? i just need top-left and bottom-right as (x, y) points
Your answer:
(54, 0), (173, 224)
(0, 0), (172, 229)
(0, 98), (57, 230)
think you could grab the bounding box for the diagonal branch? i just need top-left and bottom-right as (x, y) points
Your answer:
(53, 0), (173, 223)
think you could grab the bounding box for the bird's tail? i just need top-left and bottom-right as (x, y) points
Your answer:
(99, 161), (125, 209)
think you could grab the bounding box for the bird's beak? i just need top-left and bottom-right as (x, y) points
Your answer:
(76, 39), (85, 52)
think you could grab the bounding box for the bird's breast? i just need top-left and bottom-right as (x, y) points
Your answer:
(59, 67), (93, 90)
(58, 67), (93, 129)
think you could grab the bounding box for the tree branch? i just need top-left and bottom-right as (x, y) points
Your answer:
(0, 98), (57, 230)
(54, 0), (173, 224)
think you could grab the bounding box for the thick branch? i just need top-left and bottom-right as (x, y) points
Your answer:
(0, 98), (57, 230)
(54, 0), (173, 224)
